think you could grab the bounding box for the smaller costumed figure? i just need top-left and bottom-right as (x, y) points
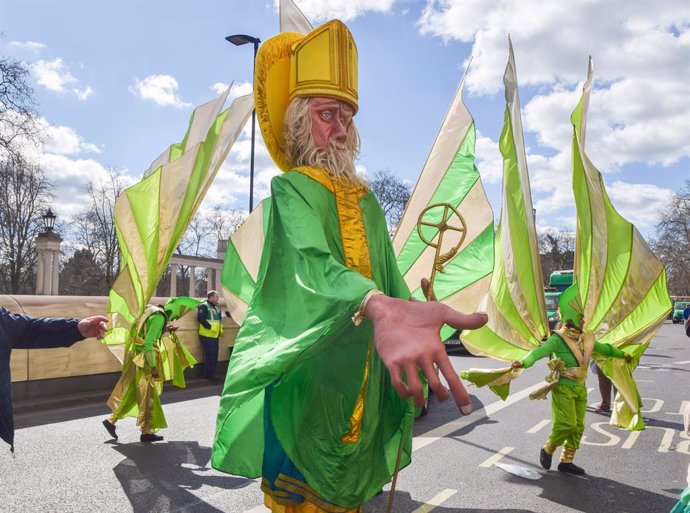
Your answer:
(102, 297), (200, 442)
(511, 283), (632, 475)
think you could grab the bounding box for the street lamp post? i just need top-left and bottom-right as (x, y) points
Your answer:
(35, 208), (62, 295)
(226, 33), (261, 212)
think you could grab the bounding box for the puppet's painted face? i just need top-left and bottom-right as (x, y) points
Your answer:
(309, 97), (354, 150)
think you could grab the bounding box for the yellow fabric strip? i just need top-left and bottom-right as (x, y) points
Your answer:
(291, 166), (372, 444)
(274, 474), (361, 513)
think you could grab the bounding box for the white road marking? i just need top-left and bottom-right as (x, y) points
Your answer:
(526, 419), (550, 434)
(411, 489), (458, 513)
(413, 381), (545, 452)
(666, 400), (689, 416)
(243, 506), (269, 513)
(674, 361), (690, 365)
(479, 446), (514, 468)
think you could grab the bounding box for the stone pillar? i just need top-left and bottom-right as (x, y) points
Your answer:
(207, 268), (215, 295)
(51, 250), (60, 294)
(189, 266), (196, 297)
(216, 266), (222, 291)
(35, 232), (62, 295)
(35, 251), (44, 294)
(217, 239), (228, 260)
(170, 264), (178, 297)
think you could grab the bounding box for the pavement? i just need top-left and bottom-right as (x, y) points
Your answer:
(2, 321), (688, 513)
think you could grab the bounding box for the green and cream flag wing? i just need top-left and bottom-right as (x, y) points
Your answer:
(221, 198), (271, 325)
(280, 0), (313, 33)
(103, 90), (254, 361)
(571, 58), (672, 430)
(393, 65), (494, 340)
(461, 40), (548, 361)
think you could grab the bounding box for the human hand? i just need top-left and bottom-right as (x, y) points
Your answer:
(78, 315), (108, 339)
(365, 294), (488, 411)
(166, 324), (179, 333)
(624, 353), (632, 364)
(151, 367), (160, 379)
(511, 360), (523, 369)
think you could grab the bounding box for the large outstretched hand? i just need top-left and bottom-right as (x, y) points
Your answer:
(78, 315), (108, 339)
(365, 280), (488, 414)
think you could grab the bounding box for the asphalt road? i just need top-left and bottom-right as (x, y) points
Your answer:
(3, 321), (688, 513)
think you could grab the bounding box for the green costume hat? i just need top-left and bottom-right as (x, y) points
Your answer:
(558, 283), (584, 329)
(163, 297), (201, 322)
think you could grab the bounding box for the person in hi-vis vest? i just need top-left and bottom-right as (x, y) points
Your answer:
(197, 290), (223, 381)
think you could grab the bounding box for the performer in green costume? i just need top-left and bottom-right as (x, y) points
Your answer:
(512, 284), (631, 475)
(102, 297), (199, 442)
(212, 19), (487, 513)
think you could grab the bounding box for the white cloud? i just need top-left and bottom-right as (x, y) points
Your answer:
(210, 81), (253, 99)
(474, 131), (502, 184)
(607, 181), (674, 230)
(32, 58), (77, 92)
(417, 0), (689, 236)
(39, 153), (118, 217)
(128, 74), (191, 108)
(38, 119), (101, 156)
(31, 58), (94, 100)
(9, 40), (46, 51)
(417, 0), (690, 167)
(73, 86), (93, 101)
(273, 0), (396, 22)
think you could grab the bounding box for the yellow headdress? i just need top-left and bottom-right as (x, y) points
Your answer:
(254, 19), (358, 171)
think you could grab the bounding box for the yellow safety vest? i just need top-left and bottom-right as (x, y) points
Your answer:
(199, 301), (223, 338)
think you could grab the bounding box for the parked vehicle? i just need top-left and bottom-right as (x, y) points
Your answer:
(548, 270), (574, 292)
(545, 287), (561, 330)
(672, 301), (690, 324)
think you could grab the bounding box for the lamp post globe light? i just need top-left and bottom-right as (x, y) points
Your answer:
(35, 208), (61, 294)
(226, 33), (261, 213)
(42, 208), (56, 232)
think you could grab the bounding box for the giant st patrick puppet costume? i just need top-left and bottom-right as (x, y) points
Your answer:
(212, 19), (487, 512)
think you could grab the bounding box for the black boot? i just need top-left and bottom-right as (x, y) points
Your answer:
(557, 462), (585, 475)
(539, 448), (552, 469)
(140, 433), (164, 443)
(102, 419), (118, 440)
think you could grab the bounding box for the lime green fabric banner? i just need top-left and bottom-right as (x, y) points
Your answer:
(103, 90), (253, 360)
(571, 59), (672, 431)
(462, 41), (547, 361)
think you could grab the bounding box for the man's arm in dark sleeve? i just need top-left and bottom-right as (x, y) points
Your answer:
(1, 308), (84, 350)
(197, 304), (211, 329)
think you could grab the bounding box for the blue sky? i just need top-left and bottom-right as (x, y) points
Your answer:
(2, 0), (688, 239)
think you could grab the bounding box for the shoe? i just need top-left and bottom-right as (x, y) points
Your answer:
(140, 433), (164, 443)
(594, 403), (611, 413)
(557, 462), (585, 475)
(539, 448), (552, 470)
(102, 419), (118, 440)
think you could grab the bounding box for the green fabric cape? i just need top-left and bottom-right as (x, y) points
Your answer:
(212, 171), (414, 508)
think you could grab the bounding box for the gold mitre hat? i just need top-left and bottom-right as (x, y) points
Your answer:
(254, 19), (358, 171)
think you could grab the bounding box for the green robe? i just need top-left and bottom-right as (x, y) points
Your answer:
(212, 170), (414, 508)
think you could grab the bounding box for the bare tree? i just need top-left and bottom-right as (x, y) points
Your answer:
(208, 207), (247, 242)
(651, 180), (690, 295)
(0, 57), (39, 163)
(0, 157), (52, 293)
(369, 169), (411, 236)
(538, 229), (575, 285)
(71, 168), (126, 288)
